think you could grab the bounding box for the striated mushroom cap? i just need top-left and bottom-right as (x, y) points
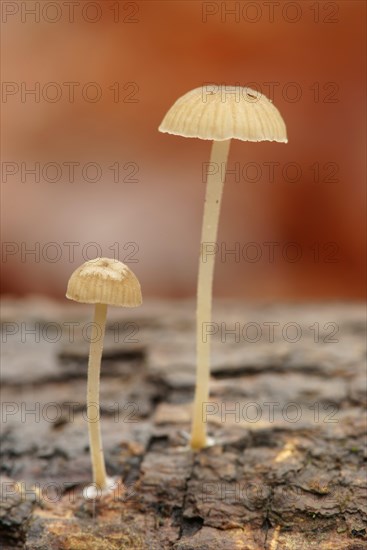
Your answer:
(159, 85), (287, 143)
(66, 258), (142, 307)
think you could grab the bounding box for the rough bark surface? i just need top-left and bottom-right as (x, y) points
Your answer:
(1, 298), (366, 549)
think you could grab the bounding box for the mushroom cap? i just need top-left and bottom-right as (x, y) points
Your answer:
(66, 258), (142, 307)
(159, 85), (287, 143)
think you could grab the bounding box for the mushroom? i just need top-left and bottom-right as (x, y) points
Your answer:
(66, 257), (142, 493)
(159, 85), (287, 450)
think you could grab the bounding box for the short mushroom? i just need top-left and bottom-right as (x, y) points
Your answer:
(66, 257), (142, 493)
(159, 85), (287, 450)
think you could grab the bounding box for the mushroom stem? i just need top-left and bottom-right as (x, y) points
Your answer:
(87, 302), (108, 488)
(191, 139), (231, 450)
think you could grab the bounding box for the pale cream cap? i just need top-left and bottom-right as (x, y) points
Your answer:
(159, 85), (287, 143)
(66, 258), (142, 307)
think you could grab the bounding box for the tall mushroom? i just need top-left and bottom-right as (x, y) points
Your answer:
(159, 85), (287, 450)
(66, 257), (142, 492)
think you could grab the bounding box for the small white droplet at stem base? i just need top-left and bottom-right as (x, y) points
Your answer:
(191, 139), (232, 451)
(82, 476), (118, 500)
(180, 430), (216, 451)
(87, 303), (108, 489)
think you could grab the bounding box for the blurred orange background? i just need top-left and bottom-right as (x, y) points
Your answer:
(1, 0), (366, 301)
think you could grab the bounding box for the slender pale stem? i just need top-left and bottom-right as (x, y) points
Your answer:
(87, 302), (108, 488)
(191, 139), (231, 450)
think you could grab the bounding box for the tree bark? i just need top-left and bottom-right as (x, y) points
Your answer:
(1, 298), (366, 549)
